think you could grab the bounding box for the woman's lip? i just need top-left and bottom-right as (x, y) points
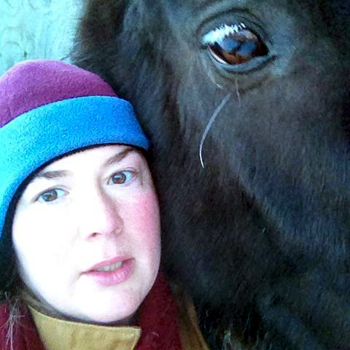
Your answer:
(83, 259), (134, 287)
(86, 256), (131, 272)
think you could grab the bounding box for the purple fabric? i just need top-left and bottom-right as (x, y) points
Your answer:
(0, 60), (116, 127)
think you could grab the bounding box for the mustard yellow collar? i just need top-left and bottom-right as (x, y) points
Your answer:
(28, 305), (141, 350)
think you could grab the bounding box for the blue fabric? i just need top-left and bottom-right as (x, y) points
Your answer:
(0, 95), (149, 238)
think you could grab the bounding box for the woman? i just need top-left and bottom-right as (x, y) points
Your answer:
(0, 60), (208, 350)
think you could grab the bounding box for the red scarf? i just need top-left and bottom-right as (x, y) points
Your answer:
(0, 273), (183, 350)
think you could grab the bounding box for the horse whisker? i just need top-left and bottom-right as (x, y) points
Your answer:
(199, 93), (232, 168)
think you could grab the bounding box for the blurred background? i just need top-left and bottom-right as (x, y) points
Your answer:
(0, 0), (82, 74)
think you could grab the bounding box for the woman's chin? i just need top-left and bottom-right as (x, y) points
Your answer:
(71, 307), (138, 326)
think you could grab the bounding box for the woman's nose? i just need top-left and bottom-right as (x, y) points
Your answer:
(76, 189), (123, 239)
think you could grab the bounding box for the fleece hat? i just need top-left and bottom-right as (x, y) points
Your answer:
(0, 59), (149, 240)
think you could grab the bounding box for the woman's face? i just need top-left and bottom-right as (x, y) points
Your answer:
(12, 145), (161, 324)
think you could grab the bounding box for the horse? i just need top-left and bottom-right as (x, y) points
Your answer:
(72, 1), (350, 348)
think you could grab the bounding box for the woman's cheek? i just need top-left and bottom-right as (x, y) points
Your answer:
(13, 205), (71, 263)
(131, 191), (161, 242)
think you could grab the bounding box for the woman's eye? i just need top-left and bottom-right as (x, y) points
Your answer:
(108, 171), (135, 185)
(37, 189), (65, 203)
(203, 23), (269, 65)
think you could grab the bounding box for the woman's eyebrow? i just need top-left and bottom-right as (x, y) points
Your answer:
(30, 148), (136, 182)
(104, 147), (135, 167)
(32, 170), (69, 181)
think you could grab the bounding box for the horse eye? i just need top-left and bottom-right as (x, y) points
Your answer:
(204, 24), (269, 65)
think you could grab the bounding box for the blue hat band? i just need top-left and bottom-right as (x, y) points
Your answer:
(0, 95), (149, 237)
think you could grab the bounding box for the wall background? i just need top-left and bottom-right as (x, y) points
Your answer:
(0, 0), (82, 74)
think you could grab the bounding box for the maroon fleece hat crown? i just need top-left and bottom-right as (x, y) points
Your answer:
(0, 59), (116, 127)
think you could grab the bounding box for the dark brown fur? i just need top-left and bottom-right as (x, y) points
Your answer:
(72, 1), (350, 348)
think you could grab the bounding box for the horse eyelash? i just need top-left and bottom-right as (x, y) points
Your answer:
(202, 23), (247, 45)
